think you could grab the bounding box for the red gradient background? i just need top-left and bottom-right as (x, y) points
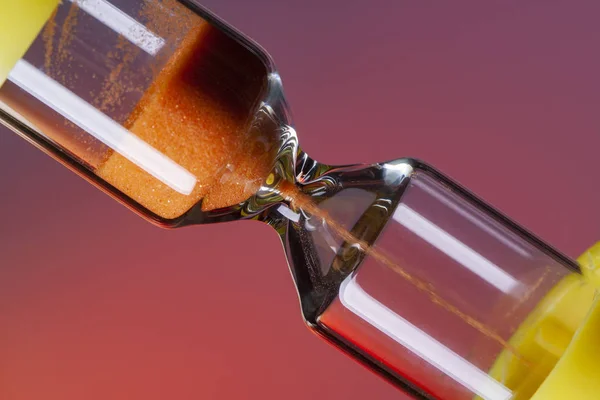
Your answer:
(2, 1), (600, 399)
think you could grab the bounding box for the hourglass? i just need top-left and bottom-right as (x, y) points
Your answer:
(2, 1), (600, 399)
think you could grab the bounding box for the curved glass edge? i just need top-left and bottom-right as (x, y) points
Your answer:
(412, 162), (579, 275)
(312, 324), (434, 399)
(266, 156), (416, 320)
(1, 0), (288, 228)
(274, 158), (580, 324)
(266, 156), (581, 399)
(172, 0), (294, 226)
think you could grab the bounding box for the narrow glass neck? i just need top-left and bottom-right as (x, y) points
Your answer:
(266, 153), (416, 322)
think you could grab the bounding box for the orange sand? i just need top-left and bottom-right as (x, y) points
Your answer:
(97, 22), (274, 219)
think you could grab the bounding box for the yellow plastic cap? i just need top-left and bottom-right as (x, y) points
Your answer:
(482, 242), (600, 400)
(577, 241), (600, 286)
(0, 0), (59, 85)
(531, 295), (600, 400)
(528, 244), (600, 399)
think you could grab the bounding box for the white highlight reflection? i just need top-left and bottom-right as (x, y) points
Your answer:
(393, 204), (520, 293)
(339, 276), (513, 400)
(71, 0), (165, 55)
(277, 205), (300, 223)
(383, 162), (413, 186)
(8, 60), (196, 195)
(416, 180), (531, 258)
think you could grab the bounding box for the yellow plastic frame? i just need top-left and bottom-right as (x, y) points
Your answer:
(0, 0), (59, 85)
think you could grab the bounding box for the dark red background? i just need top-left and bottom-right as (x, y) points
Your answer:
(1, 1), (600, 399)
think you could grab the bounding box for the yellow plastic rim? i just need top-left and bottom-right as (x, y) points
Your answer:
(530, 295), (600, 399)
(482, 243), (600, 400)
(0, 0), (59, 85)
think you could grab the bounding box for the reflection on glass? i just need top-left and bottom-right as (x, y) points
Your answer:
(315, 169), (582, 399)
(9, 59), (196, 194)
(68, 0), (166, 55)
(340, 275), (513, 400)
(393, 204), (521, 294)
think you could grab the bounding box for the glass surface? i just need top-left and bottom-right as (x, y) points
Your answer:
(312, 166), (582, 399)
(0, 0), (271, 220)
(0, 2), (591, 400)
